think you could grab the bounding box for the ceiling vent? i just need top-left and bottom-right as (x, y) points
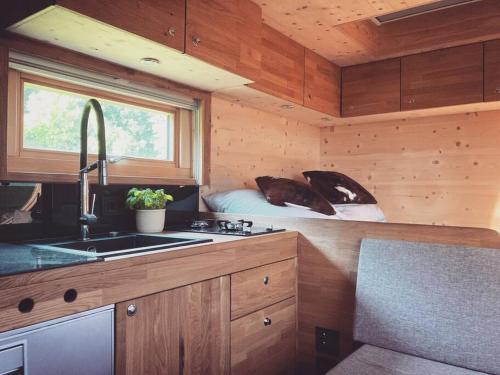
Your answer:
(372, 0), (481, 25)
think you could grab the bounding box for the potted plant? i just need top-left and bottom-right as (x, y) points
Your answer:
(126, 188), (173, 233)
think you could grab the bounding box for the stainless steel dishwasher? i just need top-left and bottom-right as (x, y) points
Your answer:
(0, 305), (114, 375)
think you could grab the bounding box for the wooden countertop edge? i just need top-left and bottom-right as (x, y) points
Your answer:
(0, 231), (299, 290)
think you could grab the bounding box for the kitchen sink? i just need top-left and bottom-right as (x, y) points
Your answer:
(28, 234), (212, 259)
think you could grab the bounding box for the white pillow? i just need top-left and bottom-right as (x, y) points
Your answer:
(332, 204), (386, 222)
(203, 189), (337, 219)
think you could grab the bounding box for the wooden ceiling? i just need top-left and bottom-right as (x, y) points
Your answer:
(256, 0), (500, 66)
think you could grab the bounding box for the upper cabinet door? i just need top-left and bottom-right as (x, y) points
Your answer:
(58, 0), (186, 52)
(304, 49), (340, 117)
(484, 39), (500, 102)
(249, 24), (305, 105)
(186, 0), (262, 82)
(401, 43), (483, 110)
(342, 58), (401, 117)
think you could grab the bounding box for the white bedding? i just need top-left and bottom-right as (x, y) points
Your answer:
(203, 189), (386, 222)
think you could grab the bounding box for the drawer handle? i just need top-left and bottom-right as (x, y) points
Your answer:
(18, 298), (34, 313)
(63, 289), (78, 303)
(496, 88), (500, 94)
(167, 27), (176, 36)
(263, 276), (269, 285)
(192, 36), (201, 46)
(263, 317), (272, 326)
(127, 304), (137, 317)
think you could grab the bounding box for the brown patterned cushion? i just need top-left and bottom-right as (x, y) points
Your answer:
(303, 171), (377, 204)
(255, 176), (335, 216)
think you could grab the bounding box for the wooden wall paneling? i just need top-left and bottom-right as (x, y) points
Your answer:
(342, 58), (401, 117)
(0, 44), (7, 179)
(201, 212), (500, 374)
(231, 297), (296, 375)
(304, 49), (340, 117)
(201, 97), (320, 196)
(249, 24), (305, 105)
(58, 0), (186, 52)
(0, 0), (53, 29)
(484, 39), (500, 102)
(401, 43), (484, 111)
(116, 276), (230, 375)
(186, 0), (262, 82)
(319, 111), (500, 231)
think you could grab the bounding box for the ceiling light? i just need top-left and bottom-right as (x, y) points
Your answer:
(140, 57), (160, 65)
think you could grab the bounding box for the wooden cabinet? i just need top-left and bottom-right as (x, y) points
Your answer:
(401, 43), (483, 110)
(304, 49), (341, 117)
(43, 0), (186, 52)
(231, 297), (296, 375)
(249, 24), (305, 105)
(115, 277), (230, 375)
(484, 39), (500, 102)
(231, 258), (296, 320)
(186, 0), (261, 81)
(342, 58), (401, 117)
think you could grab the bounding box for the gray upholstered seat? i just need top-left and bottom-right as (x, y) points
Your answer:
(327, 345), (488, 375)
(328, 238), (500, 375)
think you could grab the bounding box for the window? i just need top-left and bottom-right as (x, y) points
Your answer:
(6, 65), (201, 184)
(23, 81), (175, 161)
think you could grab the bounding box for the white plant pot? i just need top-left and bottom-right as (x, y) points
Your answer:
(135, 209), (166, 233)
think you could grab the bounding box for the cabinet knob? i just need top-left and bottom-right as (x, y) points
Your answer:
(263, 317), (272, 326)
(127, 304), (137, 316)
(167, 27), (176, 37)
(263, 276), (270, 285)
(192, 36), (201, 46)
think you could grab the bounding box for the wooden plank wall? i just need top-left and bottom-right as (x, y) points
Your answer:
(201, 97), (320, 198)
(201, 212), (500, 375)
(320, 110), (500, 231)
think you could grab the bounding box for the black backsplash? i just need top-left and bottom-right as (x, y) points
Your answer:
(0, 183), (199, 242)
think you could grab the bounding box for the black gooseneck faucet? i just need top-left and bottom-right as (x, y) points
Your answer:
(79, 99), (108, 240)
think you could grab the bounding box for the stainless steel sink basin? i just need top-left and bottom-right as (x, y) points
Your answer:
(28, 234), (212, 259)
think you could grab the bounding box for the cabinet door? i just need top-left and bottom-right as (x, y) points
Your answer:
(401, 43), (483, 110)
(231, 297), (296, 375)
(484, 39), (500, 102)
(249, 24), (305, 105)
(186, 0), (261, 81)
(304, 49), (341, 117)
(58, 0), (186, 52)
(342, 58), (401, 117)
(115, 277), (230, 375)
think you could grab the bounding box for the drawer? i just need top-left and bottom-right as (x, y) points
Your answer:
(231, 297), (296, 375)
(231, 258), (296, 319)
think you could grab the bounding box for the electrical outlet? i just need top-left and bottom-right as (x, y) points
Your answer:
(315, 327), (340, 355)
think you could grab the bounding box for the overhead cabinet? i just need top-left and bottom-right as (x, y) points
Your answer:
(484, 39), (500, 102)
(401, 43), (484, 110)
(249, 24), (305, 105)
(304, 49), (341, 117)
(186, 0), (262, 82)
(341, 58), (401, 117)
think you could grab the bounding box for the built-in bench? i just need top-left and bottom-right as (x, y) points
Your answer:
(328, 238), (500, 375)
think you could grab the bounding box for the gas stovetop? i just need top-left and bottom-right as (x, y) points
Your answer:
(173, 219), (285, 237)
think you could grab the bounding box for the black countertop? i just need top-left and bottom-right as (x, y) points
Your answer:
(0, 243), (102, 277)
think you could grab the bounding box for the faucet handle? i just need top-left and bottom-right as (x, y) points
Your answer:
(91, 194), (96, 215)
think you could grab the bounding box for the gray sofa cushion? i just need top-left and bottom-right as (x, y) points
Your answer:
(327, 345), (488, 375)
(354, 239), (500, 375)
